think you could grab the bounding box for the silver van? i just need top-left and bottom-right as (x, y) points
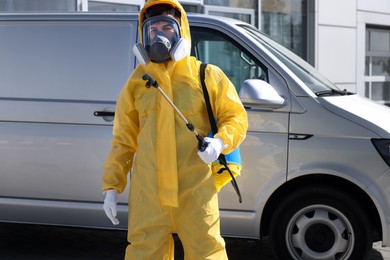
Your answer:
(1, 13), (389, 260)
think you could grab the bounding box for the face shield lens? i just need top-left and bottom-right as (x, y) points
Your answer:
(142, 16), (181, 53)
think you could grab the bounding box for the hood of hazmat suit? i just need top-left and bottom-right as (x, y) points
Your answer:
(103, 0), (248, 208)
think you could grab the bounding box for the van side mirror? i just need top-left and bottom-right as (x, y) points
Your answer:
(239, 79), (286, 109)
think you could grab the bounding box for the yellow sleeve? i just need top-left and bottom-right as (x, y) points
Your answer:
(205, 65), (248, 154)
(102, 78), (139, 193)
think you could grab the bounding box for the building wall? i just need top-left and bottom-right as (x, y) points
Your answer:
(316, 0), (390, 98)
(316, 0), (356, 93)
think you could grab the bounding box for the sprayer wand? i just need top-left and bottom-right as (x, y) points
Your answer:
(142, 74), (208, 152)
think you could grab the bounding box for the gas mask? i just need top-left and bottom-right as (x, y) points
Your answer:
(133, 15), (190, 65)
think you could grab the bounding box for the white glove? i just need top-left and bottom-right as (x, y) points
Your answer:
(103, 189), (119, 225)
(197, 137), (226, 164)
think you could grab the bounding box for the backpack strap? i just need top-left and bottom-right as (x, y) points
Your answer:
(200, 63), (218, 135)
(200, 63), (242, 203)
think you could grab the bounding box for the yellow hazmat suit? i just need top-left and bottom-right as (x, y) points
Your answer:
(102, 0), (248, 258)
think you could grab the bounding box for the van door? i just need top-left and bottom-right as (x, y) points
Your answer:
(190, 26), (291, 236)
(0, 16), (136, 205)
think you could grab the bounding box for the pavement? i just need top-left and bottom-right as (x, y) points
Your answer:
(0, 223), (389, 259)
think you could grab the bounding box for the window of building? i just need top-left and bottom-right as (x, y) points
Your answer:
(260, 0), (314, 65)
(203, 5), (255, 25)
(365, 27), (390, 106)
(87, 0), (141, 12)
(204, 0), (255, 9)
(203, 0), (257, 26)
(182, 4), (202, 13)
(0, 0), (77, 12)
(88, 2), (137, 12)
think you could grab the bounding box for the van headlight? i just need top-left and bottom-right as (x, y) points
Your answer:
(372, 139), (390, 167)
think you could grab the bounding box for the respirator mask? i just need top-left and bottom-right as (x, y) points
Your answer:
(133, 15), (190, 65)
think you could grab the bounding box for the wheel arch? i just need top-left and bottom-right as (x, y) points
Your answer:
(260, 174), (382, 241)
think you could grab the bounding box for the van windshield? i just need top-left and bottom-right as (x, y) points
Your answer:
(240, 25), (350, 96)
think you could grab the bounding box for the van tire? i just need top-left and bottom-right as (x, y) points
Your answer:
(269, 186), (372, 260)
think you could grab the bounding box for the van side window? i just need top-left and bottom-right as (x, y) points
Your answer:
(190, 27), (268, 92)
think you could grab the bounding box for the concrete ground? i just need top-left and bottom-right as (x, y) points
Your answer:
(0, 223), (388, 259)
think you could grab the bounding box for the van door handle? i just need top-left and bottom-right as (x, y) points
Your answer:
(94, 111), (115, 117)
(94, 108), (115, 122)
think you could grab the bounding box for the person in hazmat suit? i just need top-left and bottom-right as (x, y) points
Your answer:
(102, 0), (248, 258)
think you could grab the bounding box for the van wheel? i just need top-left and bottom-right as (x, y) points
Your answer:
(269, 186), (372, 260)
